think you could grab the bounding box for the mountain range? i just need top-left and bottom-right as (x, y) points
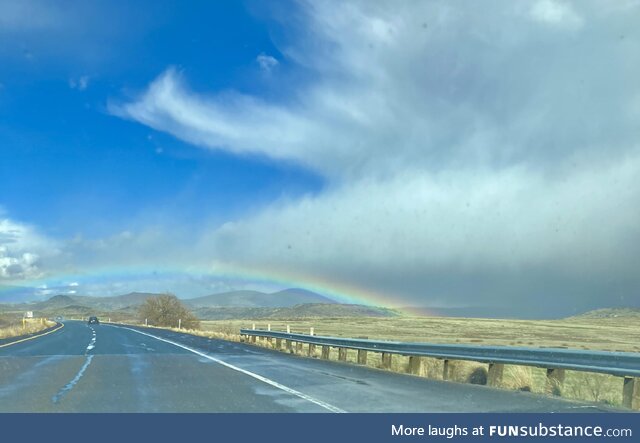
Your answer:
(0, 289), (399, 320)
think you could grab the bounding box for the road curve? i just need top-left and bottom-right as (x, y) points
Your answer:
(0, 320), (614, 412)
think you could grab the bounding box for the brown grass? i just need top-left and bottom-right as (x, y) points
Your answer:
(0, 316), (56, 339)
(199, 316), (640, 352)
(196, 316), (639, 408)
(106, 316), (638, 409)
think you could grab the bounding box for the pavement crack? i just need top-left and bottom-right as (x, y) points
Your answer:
(51, 354), (94, 404)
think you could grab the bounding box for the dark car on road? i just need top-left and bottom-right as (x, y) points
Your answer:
(88, 316), (99, 325)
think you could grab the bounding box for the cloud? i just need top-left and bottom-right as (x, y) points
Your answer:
(69, 75), (89, 91)
(101, 1), (640, 312)
(256, 53), (279, 72)
(0, 214), (60, 281)
(114, 1), (639, 180)
(530, 0), (583, 29)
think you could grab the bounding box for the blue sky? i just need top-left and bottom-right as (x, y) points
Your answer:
(0, 0), (322, 238)
(1, 1), (640, 316)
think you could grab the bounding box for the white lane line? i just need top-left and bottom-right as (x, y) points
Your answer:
(51, 354), (94, 404)
(114, 325), (346, 413)
(86, 327), (97, 353)
(51, 325), (99, 404)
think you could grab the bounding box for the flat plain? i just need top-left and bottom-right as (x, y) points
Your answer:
(198, 315), (640, 408)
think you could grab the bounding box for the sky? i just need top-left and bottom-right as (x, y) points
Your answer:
(1, 0), (639, 317)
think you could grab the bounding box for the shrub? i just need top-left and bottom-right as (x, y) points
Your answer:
(138, 293), (200, 329)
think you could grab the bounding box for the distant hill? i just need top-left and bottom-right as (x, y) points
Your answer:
(184, 288), (337, 308)
(0, 289), (379, 320)
(32, 294), (77, 310)
(568, 307), (640, 320)
(1, 299), (395, 321)
(20, 292), (159, 312)
(70, 292), (158, 310)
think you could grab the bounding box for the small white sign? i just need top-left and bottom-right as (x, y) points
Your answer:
(25, 311), (33, 318)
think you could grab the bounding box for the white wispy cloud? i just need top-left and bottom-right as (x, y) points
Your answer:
(69, 75), (89, 91)
(256, 53), (279, 72)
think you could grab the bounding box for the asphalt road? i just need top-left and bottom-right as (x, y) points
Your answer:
(0, 320), (614, 412)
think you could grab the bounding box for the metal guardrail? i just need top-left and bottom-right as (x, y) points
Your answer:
(240, 328), (640, 408)
(240, 329), (640, 377)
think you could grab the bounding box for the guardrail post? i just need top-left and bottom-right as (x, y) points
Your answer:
(338, 347), (347, 361)
(442, 359), (450, 380)
(296, 342), (303, 354)
(488, 363), (504, 387)
(357, 349), (367, 365)
(409, 356), (424, 375)
(308, 343), (316, 357)
(285, 339), (292, 352)
(381, 352), (392, 370)
(321, 345), (330, 359)
(623, 377), (638, 409)
(251, 335), (256, 343)
(275, 338), (282, 350)
(545, 368), (565, 395)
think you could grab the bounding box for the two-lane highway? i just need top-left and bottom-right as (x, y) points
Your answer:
(0, 321), (324, 412)
(0, 321), (614, 412)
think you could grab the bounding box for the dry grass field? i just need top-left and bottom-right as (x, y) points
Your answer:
(200, 316), (640, 352)
(0, 314), (55, 339)
(195, 316), (640, 408)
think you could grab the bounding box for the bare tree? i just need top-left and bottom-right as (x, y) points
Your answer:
(138, 293), (200, 329)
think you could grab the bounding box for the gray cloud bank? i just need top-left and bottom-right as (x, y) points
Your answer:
(110, 0), (640, 315)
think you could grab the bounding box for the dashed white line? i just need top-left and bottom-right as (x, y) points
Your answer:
(86, 327), (97, 353)
(51, 325), (98, 404)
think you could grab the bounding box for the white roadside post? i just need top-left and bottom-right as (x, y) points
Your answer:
(285, 325), (292, 352)
(145, 318), (148, 326)
(308, 327), (316, 357)
(178, 318), (182, 330)
(266, 324), (272, 346)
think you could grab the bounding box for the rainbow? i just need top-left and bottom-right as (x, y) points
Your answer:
(2, 262), (426, 315)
